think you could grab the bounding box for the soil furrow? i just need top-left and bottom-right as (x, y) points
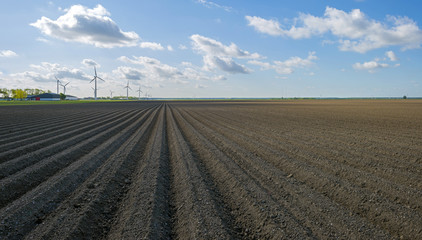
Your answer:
(0, 105), (156, 239)
(171, 105), (315, 239)
(106, 104), (172, 239)
(0, 108), (141, 164)
(206, 104), (422, 179)
(1, 100), (420, 239)
(0, 110), (121, 151)
(166, 105), (233, 239)
(0, 111), (88, 137)
(182, 103), (422, 238)
(0, 107), (151, 176)
(24, 105), (160, 239)
(0, 108), (153, 208)
(190, 108), (422, 214)
(180, 106), (392, 239)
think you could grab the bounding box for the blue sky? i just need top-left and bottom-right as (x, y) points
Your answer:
(1, 0), (421, 98)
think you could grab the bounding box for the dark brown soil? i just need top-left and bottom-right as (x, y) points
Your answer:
(1, 100), (421, 239)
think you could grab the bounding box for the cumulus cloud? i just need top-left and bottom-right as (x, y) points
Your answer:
(385, 50), (398, 61)
(10, 71), (51, 82)
(114, 66), (144, 80)
(190, 34), (260, 74)
(353, 51), (401, 73)
(191, 34), (261, 59)
(27, 62), (90, 81)
(353, 61), (389, 73)
(203, 55), (251, 74)
(245, 16), (284, 36)
(139, 42), (164, 50)
(248, 52), (317, 75)
(82, 59), (100, 67)
(30, 4), (139, 48)
(117, 56), (183, 81)
(246, 7), (422, 53)
(0, 50), (18, 57)
(118, 55), (227, 85)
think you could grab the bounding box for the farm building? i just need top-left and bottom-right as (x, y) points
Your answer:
(65, 95), (78, 100)
(27, 93), (61, 101)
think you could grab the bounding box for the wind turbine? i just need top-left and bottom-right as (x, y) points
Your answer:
(124, 80), (131, 100)
(61, 82), (69, 95)
(55, 76), (61, 94)
(90, 66), (104, 100)
(136, 86), (142, 100)
(110, 90), (113, 99)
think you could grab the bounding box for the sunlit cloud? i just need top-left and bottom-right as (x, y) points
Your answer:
(82, 59), (100, 67)
(0, 50), (18, 57)
(139, 42), (165, 50)
(246, 7), (422, 53)
(190, 34), (260, 74)
(30, 4), (139, 48)
(248, 52), (317, 75)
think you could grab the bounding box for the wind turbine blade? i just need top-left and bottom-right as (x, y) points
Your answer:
(90, 78), (95, 83)
(94, 66), (97, 76)
(97, 77), (105, 82)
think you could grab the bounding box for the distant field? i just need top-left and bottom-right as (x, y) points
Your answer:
(0, 100), (133, 105)
(1, 100), (421, 239)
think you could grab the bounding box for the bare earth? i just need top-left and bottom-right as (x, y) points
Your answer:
(0, 100), (421, 239)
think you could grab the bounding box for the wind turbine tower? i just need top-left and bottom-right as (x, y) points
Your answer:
(136, 86), (142, 100)
(90, 66), (104, 100)
(61, 82), (69, 95)
(110, 90), (113, 99)
(124, 80), (131, 100)
(55, 76), (61, 94)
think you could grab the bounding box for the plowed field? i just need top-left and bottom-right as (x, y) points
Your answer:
(1, 100), (421, 239)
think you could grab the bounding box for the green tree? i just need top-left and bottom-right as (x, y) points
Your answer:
(0, 88), (10, 98)
(60, 93), (66, 100)
(13, 89), (27, 100)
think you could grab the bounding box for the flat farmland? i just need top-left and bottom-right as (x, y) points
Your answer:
(0, 100), (421, 239)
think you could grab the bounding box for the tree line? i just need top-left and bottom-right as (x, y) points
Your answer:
(0, 88), (51, 100)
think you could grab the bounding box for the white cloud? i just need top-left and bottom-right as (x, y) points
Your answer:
(118, 55), (227, 85)
(30, 4), (139, 48)
(203, 55), (251, 74)
(246, 7), (422, 53)
(248, 52), (317, 75)
(190, 34), (260, 74)
(385, 50), (398, 61)
(22, 62), (91, 81)
(245, 16), (284, 36)
(117, 56), (183, 81)
(167, 45), (174, 51)
(353, 61), (389, 73)
(196, 0), (232, 12)
(191, 34), (261, 59)
(36, 37), (50, 43)
(139, 42), (164, 50)
(0, 50), (18, 57)
(10, 71), (51, 82)
(179, 44), (188, 50)
(114, 66), (144, 80)
(82, 59), (100, 67)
